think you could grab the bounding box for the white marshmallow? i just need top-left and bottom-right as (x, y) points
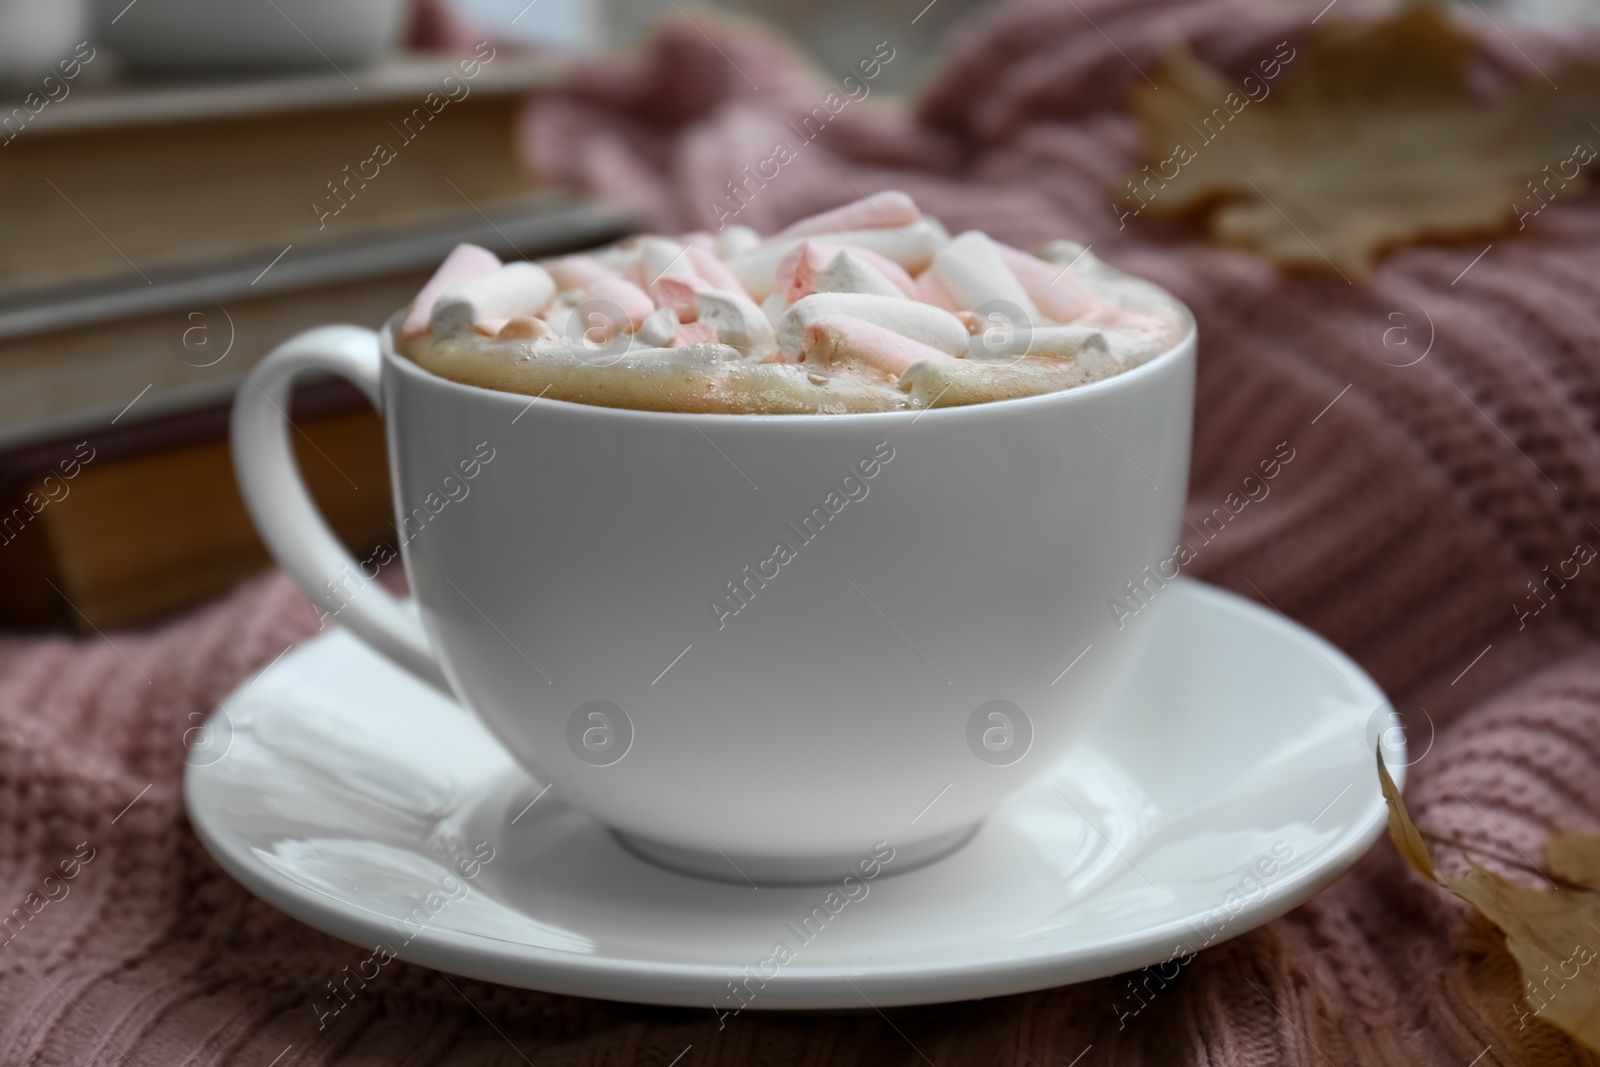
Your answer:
(728, 219), (950, 300)
(696, 289), (777, 359)
(430, 262), (556, 338)
(1033, 240), (1095, 270)
(590, 246), (640, 274)
(778, 293), (970, 361)
(637, 306), (680, 347)
(638, 237), (695, 289)
(932, 231), (1041, 321)
(811, 251), (904, 298)
(978, 324), (1148, 373)
(761, 292), (786, 330)
(717, 224), (762, 259)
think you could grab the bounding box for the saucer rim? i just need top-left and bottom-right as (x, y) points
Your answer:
(185, 579), (1400, 1009)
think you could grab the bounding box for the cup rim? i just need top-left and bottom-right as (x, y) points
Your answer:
(378, 297), (1196, 424)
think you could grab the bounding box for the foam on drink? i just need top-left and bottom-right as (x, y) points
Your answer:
(399, 193), (1187, 414)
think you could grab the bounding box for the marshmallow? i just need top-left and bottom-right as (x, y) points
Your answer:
(572, 275), (654, 342)
(495, 317), (553, 341)
(932, 231), (1041, 322)
(776, 242), (835, 305)
(655, 276), (708, 322)
(802, 316), (955, 377)
(789, 244), (824, 303)
(637, 307), (679, 347)
(771, 191), (920, 242)
(696, 289), (777, 359)
(639, 237), (696, 290)
(717, 224), (762, 259)
(1032, 240), (1095, 270)
(545, 254), (614, 291)
(430, 262), (555, 338)
(727, 219), (949, 300)
(403, 243), (501, 337)
(994, 242), (1094, 323)
(688, 244), (745, 293)
(839, 247), (918, 297)
(670, 321), (717, 347)
(811, 250), (905, 299)
(900, 356), (1113, 409)
(761, 292), (786, 330)
(590, 245), (640, 274)
(970, 323), (1156, 374)
(914, 269), (959, 312)
(779, 243), (916, 303)
(778, 293), (970, 361)
(541, 302), (576, 339)
(398, 192), (1186, 414)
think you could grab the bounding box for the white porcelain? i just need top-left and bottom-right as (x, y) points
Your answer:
(93, 0), (405, 73)
(184, 578), (1402, 1009)
(232, 314), (1195, 884)
(0, 0), (86, 83)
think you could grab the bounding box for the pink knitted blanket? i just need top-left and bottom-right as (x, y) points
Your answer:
(5, 1), (1600, 1062)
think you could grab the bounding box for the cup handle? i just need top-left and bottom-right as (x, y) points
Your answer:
(231, 325), (451, 694)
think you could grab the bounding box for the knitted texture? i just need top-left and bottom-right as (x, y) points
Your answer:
(5, 1), (1600, 1062)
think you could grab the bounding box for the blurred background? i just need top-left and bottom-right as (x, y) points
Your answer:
(0, 0), (1591, 632)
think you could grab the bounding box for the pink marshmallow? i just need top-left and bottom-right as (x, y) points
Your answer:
(670, 321), (717, 347)
(578, 275), (654, 340)
(777, 241), (832, 303)
(914, 270), (960, 312)
(771, 191), (922, 243)
(401, 243), (501, 338)
(688, 245), (744, 293)
(802, 316), (952, 378)
(655, 276), (708, 322)
(841, 246), (918, 298)
(778, 242), (834, 306)
(779, 242), (920, 304)
(994, 243), (1095, 323)
(546, 255), (615, 291)
(678, 231), (720, 253)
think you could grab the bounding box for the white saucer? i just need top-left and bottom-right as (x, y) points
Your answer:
(185, 578), (1401, 1010)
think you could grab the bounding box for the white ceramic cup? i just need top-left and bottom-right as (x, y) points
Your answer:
(93, 0), (405, 73)
(232, 311), (1195, 884)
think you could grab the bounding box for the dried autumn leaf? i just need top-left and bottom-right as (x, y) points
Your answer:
(1126, 7), (1600, 273)
(1377, 750), (1434, 879)
(1547, 832), (1600, 889)
(1379, 747), (1600, 1051)
(1449, 867), (1600, 1045)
